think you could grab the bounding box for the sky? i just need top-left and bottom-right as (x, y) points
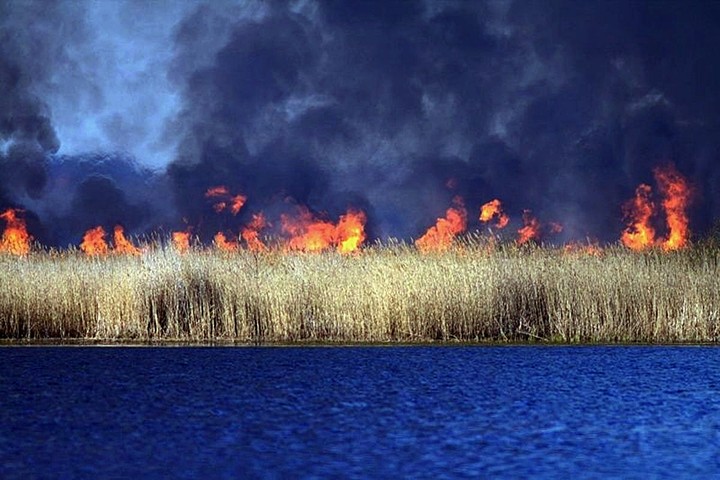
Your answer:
(2, 0), (720, 247)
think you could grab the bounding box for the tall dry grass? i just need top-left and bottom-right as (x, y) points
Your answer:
(1, 239), (719, 343)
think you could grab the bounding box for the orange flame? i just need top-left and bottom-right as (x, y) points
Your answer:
(214, 232), (238, 252)
(415, 196), (467, 252)
(280, 207), (368, 253)
(564, 242), (603, 256)
(621, 184), (656, 251)
(205, 186), (229, 198)
(241, 213), (268, 252)
(205, 186), (246, 215)
(229, 195), (247, 215)
(336, 209), (367, 254)
(282, 207), (336, 253)
(517, 210), (541, 245)
(113, 226), (140, 255)
(479, 199), (509, 229)
(654, 164), (692, 251)
(172, 231), (191, 253)
(549, 222), (563, 234)
(81, 226), (109, 256)
(0, 209), (32, 255)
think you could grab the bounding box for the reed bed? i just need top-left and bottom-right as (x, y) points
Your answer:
(1, 240), (720, 343)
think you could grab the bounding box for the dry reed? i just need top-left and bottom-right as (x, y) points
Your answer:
(1, 239), (719, 343)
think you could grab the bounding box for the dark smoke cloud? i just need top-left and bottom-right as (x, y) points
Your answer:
(4, 0), (720, 246)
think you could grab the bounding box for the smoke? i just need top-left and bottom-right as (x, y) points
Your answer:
(3, 0), (720, 246)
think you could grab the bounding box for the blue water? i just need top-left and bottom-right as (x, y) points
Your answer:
(1, 346), (720, 479)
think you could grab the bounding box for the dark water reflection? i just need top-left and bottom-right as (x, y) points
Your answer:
(1, 346), (720, 478)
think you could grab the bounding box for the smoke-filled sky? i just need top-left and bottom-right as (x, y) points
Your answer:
(2, 0), (720, 246)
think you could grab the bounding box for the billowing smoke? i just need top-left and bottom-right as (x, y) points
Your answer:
(3, 0), (720, 247)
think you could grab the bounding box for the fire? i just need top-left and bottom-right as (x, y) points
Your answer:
(0, 208), (32, 255)
(479, 199), (509, 229)
(564, 241), (603, 256)
(205, 186), (246, 216)
(621, 184), (656, 250)
(336, 209), (366, 254)
(415, 196), (467, 252)
(241, 213), (268, 252)
(517, 210), (541, 245)
(113, 226), (140, 255)
(172, 231), (191, 253)
(282, 207), (336, 252)
(81, 226), (109, 256)
(214, 232), (238, 252)
(280, 207), (368, 253)
(655, 164), (692, 251)
(549, 222), (563, 234)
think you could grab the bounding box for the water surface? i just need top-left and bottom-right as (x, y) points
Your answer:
(1, 346), (719, 478)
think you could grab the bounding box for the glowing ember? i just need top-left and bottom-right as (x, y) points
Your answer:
(113, 226), (140, 255)
(241, 213), (268, 252)
(336, 209), (367, 254)
(81, 226), (109, 256)
(654, 164), (692, 251)
(0, 208), (32, 255)
(172, 231), (191, 253)
(415, 196), (467, 252)
(621, 184), (656, 251)
(205, 186), (246, 216)
(479, 199), (509, 229)
(517, 210), (541, 245)
(214, 232), (238, 252)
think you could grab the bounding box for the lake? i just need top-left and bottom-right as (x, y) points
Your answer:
(1, 346), (719, 478)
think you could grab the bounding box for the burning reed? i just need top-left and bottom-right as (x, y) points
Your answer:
(1, 241), (719, 344)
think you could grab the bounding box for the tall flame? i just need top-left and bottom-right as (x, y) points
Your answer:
(172, 231), (191, 253)
(241, 213), (268, 252)
(415, 196), (467, 252)
(214, 232), (238, 252)
(517, 210), (541, 245)
(81, 226), (109, 256)
(479, 199), (509, 229)
(654, 164), (692, 251)
(336, 209), (367, 254)
(113, 226), (140, 255)
(0, 209), (32, 255)
(621, 184), (656, 250)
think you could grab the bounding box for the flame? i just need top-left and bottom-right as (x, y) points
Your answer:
(113, 226), (140, 255)
(280, 207), (368, 253)
(241, 213), (268, 252)
(205, 186), (246, 215)
(415, 196), (467, 252)
(229, 195), (247, 215)
(214, 232), (238, 252)
(549, 222), (564, 234)
(479, 199), (509, 229)
(621, 184), (656, 250)
(81, 226), (109, 256)
(205, 186), (229, 198)
(564, 242), (603, 256)
(655, 164), (692, 251)
(282, 207), (336, 252)
(0, 208), (32, 255)
(336, 209), (367, 254)
(172, 231), (191, 253)
(517, 210), (541, 245)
